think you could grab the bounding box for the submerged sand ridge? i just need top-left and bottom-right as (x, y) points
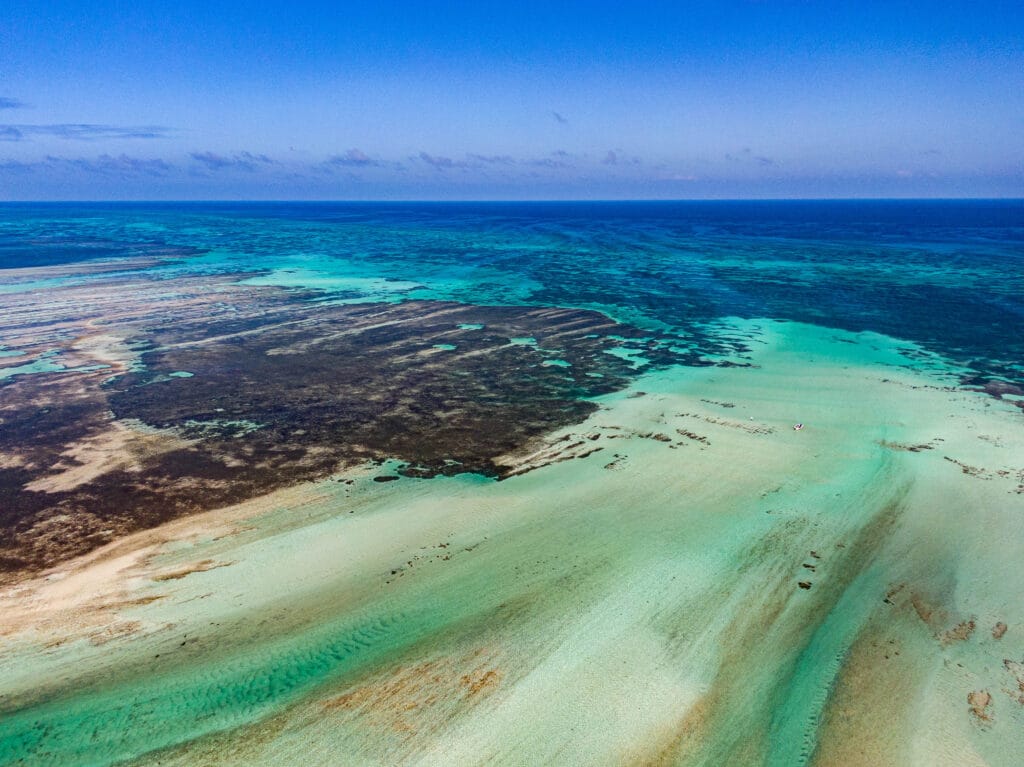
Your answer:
(1, 319), (1022, 766)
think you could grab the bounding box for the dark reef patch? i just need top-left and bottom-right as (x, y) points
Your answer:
(106, 300), (698, 478)
(0, 287), (706, 578)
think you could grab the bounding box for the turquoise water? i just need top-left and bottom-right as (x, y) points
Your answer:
(1, 202), (1023, 766)
(1, 201), (1022, 386)
(0, 349), (110, 380)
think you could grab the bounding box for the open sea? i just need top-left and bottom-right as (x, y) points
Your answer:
(1, 200), (1022, 384)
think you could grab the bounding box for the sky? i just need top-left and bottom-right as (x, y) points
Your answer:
(1, 1), (1022, 200)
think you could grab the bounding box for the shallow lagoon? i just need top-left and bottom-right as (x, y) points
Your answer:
(0, 202), (1023, 766)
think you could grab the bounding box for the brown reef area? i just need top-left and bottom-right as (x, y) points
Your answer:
(0, 263), (708, 579)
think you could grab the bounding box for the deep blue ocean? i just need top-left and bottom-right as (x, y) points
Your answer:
(1, 200), (1022, 387)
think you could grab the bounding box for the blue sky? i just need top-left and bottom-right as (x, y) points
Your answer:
(1, 1), (1022, 199)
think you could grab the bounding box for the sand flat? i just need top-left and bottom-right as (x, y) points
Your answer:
(2, 319), (1022, 765)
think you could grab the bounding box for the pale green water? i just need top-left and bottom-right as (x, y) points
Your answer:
(2, 320), (1021, 766)
(0, 350), (110, 380)
(1, 201), (1023, 765)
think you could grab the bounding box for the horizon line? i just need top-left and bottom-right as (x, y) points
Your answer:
(1, 197), (1022, 205)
